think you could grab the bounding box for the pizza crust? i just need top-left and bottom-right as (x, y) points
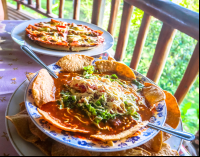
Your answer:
(36, 41), (71, 51)
(71, 45), (97, 52)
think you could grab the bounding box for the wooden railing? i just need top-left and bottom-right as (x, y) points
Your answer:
(10, 0), (200, 105)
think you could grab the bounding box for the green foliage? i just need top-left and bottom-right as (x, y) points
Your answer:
(7, 0), (199, 134)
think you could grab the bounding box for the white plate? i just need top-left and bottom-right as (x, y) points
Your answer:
(5, 79), (183, 156)
(11, 18), (114, 57)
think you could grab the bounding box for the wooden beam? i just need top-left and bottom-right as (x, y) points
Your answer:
(91, 0), (106, 27)
(73, 0), (80, 20)
(114, 1), (134, 61)
(125, 0), (199, 41)
(47, 0), (52, 15)
(175, 42), (199, 105)
(130, 13), (152, 70)
(59, 0), (65, 18)
(147, 23), (177, 84)
(107, 0), (120, 36)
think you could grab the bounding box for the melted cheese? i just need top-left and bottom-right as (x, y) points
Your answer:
(69, 76), (139, 115)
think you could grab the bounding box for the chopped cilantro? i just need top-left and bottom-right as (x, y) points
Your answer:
(71, 95), (76, 102)
(132, 79), (144, 90)
(59, 105), (63, 110)
(124, 101), (128, 106)
(83, 65), (95, 74)
(95, 100), (101, 106)
(111, 74), (118, 79)
(56, 100), (61, 105)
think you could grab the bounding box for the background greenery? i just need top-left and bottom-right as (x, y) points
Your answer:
(8, 0), (199, 134)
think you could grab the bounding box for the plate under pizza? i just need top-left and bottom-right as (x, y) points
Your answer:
(11, 18), (114, 57)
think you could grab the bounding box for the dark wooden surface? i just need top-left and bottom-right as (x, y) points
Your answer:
(114, 1), (134, 61)
(130, 13), (152, 70)
(125, 0), (199, 41)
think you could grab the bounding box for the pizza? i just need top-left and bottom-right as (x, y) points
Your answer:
(25, 19), (104, 52)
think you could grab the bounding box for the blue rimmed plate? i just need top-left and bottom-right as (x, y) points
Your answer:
(24, 59), (167, 152)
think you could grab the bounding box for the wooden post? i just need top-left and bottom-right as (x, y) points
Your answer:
(59, 0), (65, 18)
(36, 0), (41, 9)
(47, 0), (52, 15)
(146, 23), (177, 84)
(130, 13), (152, 70)
(114, 1), (134, 61)
(91, 0), (106, 27)
(73, 0), (80, 20)
(107, 0), (120, 36)
(17, 2), (21, 11)
(28, 0), (32, 5)
(175, 42), (199, 105)
(1, 0), (8, 20)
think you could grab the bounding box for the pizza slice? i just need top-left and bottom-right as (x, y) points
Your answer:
(25, 19), (104, 52)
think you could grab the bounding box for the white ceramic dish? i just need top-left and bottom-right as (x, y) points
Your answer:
(11, 18), (114, 57)
(5, 79), (183, 156)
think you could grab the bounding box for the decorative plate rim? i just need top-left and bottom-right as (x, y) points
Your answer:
(24, 61), (167, 152)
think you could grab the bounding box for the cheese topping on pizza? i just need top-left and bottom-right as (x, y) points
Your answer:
(25, 19), (104, 51)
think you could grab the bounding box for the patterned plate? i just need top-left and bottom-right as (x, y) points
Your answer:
(25, 59), (167, 152)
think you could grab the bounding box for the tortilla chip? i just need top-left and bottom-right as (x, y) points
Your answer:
(19, 102), (26, 111)
(26, 72), (36, 81)
(37, 108), (89, 133)
(163, 124), (172, 141)
(90, 121), (148, 141)
(141, 131), (163, 153)
(163, 132), (172, 142)
(32, 69), (55, 108)
(151, 143), (179, 156)
(142, 83), (165, 108)
(51, 141), (91, 156)
(33, 138), (54, 156)
(108, 56), (115, 61)
(56, 54), (94, 72)
(28, 118), (49, 141)
(6, 110), (39, 143)
(100, 147), (151, 156)
(164, 91), (181, 129)
(95, 60), (136, 80)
